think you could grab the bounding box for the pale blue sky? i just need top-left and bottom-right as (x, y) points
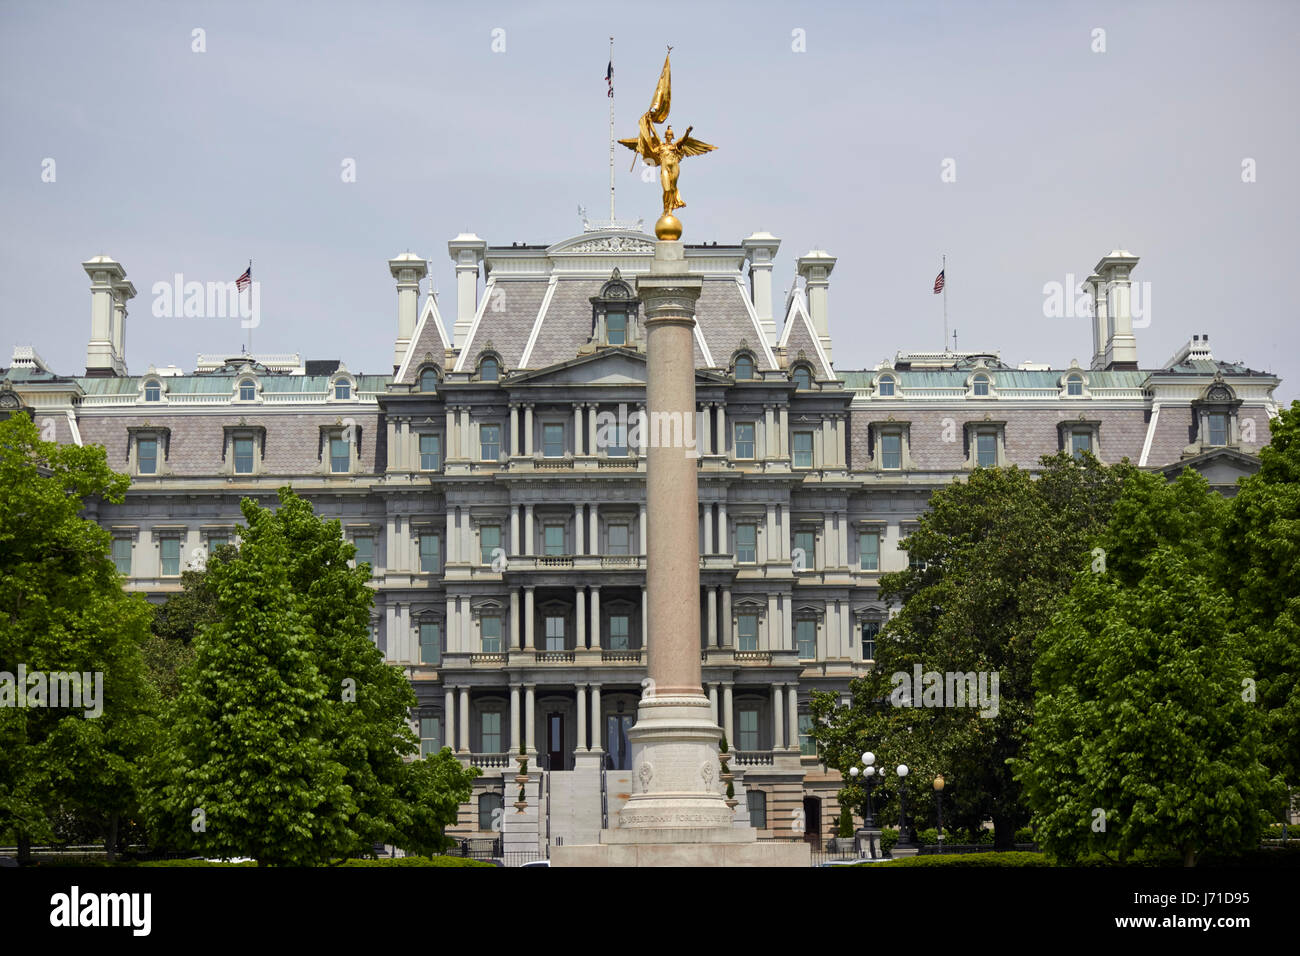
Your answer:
(2, 0), (1296, 400)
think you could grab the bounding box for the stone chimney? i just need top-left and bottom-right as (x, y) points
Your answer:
(741, 231), (781, 347)
(1094, 250), (1140, 371)
(1085, 272), (1108, 370)
(82, 256), (135, 377)
(389, 252), (428, 372)
(447, 233), (487, 347)
(796, 249), (836, 364)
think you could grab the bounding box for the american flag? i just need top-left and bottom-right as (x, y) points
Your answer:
(235, 266), (251, 292)
(605, 60), (613, 98)
(932, 269), (945, 294)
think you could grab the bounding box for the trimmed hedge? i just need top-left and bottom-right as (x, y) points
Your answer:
(866, 851), (1051, 868)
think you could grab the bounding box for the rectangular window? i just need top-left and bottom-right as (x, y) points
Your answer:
(111, 538), (132, 575)
(737, 614), (758, 652)
(862, 623), (879, 661)
(480, 424), (500, 461)
(607, 524), (629, 555)
(353, 535), (373, 571)
(544, 524), (565, 556)
(794, 530), (815, 569)
(608, 423), (628, 457)
(606, 311), (626, 345)
(480, 525), (501, 566)
(796, 619), (816, 659)
(976, 432), (997, 468)
(738, 708), (760, 751)
(545, 615), (565, 651)
(1209, 413), (1228, 446)
(1070, 430), (1092, 459)
(480, 712), (502, 753)
(419, 622), (441, 665)
(798, 713), (816, 756)
(330, 437), (350, 473)
(420, 716), (442, 758)
(160, 537), (180, 577)
(880, 432), (901, 470)
(542, 423), (565, 458)
(419, 534), (440, 573)
(793, 431), (814, 468)
(747, 790), (767, 829)
(208, 535), (228, 553)
(609, 615), (630, 650)
(860, 531), (880, 571)
(234, 437), (254, 475)
(734, 422), (755, 460)
(138, 438), (158, 475)
(481, 616), (501, 654)
(736, 524), (757, 564)
(420, 433), (441, 471)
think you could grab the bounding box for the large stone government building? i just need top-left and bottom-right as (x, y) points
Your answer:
(2, 226), (1282, 849)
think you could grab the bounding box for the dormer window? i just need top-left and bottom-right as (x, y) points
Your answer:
(734, 354), (755, 380)
(144, 381), (162, 402)
(606, 311), (627, 346)
(418, 367), (439, 392)
(238, 379), (256, 401)
(877, 375), (896, 397)
(478, 356), (500, 382)
(792, 365), (813, 390)
(334, 381), (351, 400)
(1066, 374), (1083, 397)
(1208, 412), (1228, 446)
(1191, 376), (1242, 450)
(972, 374), (990, 397)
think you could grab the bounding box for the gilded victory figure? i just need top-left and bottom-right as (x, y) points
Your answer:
(619, 49), (716, 239)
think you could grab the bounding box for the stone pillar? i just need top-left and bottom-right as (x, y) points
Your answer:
(639, 503), (647, 555)
(444, 687), (455, 752)
(718, 502), (728, 553)
(589, 503), (598, 551)
(641, 585), (648, 648)
(524, 684), (536, 756)
(575, 503), (585, 555)
(706, 587), (718, 647)
(716, 405), (727, 456)
(524, 587), (535, 649)
(838, 514), (849, 568)
(616, 238), (732, 834)
(510, 684), (521, 753)
(509, 405), (520, 456)
(524, 504), (535, 556)
(587, 404), (598, 455)
(576, 587), (587, 649)
(590, 586), (601, 650)
(721, 588), (731, 648)
(510, 506), (520, 556)
(574, 404), (584, 455)
(524, 404), (534, 456)
(445, 512), (456, 564)
(445, 408), (457, 461)
(767, 593), (779, 651)
(510, 589), (521, 649)
(772, 685), (784, 750)
(778, 406), (788, 459)
(708, 684), (719, 724)
(722, 683), (735, 746)
(458, 688), (471, 753)
(764, 405), (776, 461)
(787, 684), (799, 753)
(590, 685), (603, 753)
(577, 684), (588, 751)
(702, 503), (713, 553)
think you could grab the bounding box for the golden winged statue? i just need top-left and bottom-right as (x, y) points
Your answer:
(618, 49), (716, 238)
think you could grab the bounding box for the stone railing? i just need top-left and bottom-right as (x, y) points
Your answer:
(601, 650), (642, 663)
(734, 651), (773, 664)
(469, 752), (512, 769)
(600, 555), (638, 568)
(534, 651), (576, 664)
(538, 555), (575, 568)
(733, 750), (775, 766)
(597, 458), (637, 468)
(469, 653), (507, 665)
(534, 459), (571, 469)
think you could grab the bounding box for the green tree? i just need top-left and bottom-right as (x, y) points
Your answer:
(0, 413), (157, 862)
(398, 747), (479, 857)
(1018, 470), (1278, 866)
(1222, 401), (1300, 791)
(809, 453), (1133, 847)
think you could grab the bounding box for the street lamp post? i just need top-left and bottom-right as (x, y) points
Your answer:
(893, 764), (918, 852)
(847, 751), (880, 858)
(933, 774), (945, 854)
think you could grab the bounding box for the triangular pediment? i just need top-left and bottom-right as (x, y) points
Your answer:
(507, 349), (725, 387)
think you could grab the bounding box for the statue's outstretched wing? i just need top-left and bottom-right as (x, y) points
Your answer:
(677, 135), (716, 158)
(620, 115), (662, 166)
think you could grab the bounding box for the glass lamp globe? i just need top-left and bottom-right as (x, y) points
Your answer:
(862, 752), (875, 766)
(897, 764), (909, 778)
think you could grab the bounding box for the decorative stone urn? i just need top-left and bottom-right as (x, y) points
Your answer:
(513, 755), (529, 813)
(718, 751), (738, 811)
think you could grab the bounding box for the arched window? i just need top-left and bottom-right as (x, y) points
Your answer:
(877, 375), (895, 397)
(333, 380), (352, 400)
(479, 356), (500, 382)
(972, 374), (990, 397)
(144, 381), (161, 402)
(1066, 374), (1083, 397)
(478, 792), (504, 831)
(419, 368), (439, 392)
(792, 365), (812, 390)
(238, 379), (256, 401)
(734, 354), (755, 380)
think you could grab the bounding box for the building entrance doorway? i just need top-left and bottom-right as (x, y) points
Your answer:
(803, 796), (822, 848)
(546, 712), (565, 770)
(607, 713), (635, 770)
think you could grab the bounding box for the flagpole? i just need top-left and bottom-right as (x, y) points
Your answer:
(942, 254), (948, 354)
(608, 36), (615, 222)
(246, 259), (253, 355)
